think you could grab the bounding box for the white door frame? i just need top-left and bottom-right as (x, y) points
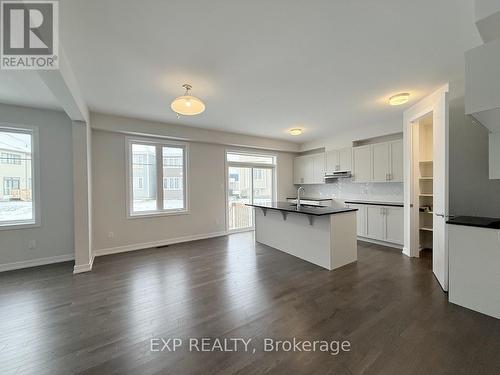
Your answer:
(403, 84), (449, 290)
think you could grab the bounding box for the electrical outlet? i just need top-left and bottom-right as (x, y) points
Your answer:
(28, 240), (36, 249)
(108, 231), (114, 239)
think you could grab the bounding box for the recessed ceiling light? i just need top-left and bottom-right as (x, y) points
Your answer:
(289, 128), (303, 136)
(389, 93), (410, 106)
(171, 84), (205, 116)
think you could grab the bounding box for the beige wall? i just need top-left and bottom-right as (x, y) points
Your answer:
(92, 129), (295, 252)
(449, 97), (500, 217)
(0, 104), (74, 269)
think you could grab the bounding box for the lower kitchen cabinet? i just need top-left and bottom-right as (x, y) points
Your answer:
(345, 203), (366, 236)
(366, 206), (385, 240)
(385, 207), (404, 244)
(348, 203), (403, 246)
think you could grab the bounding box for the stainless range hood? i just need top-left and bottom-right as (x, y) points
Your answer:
(325, 171), (352, 180)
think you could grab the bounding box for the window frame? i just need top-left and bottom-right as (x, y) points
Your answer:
(0, 123), (40, 230)
(126, 136), (189, 218)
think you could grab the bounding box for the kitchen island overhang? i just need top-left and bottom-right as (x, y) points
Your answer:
(247, 202), (358, 271)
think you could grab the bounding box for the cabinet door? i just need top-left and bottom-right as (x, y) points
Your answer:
(366, 206), (385, 240)
(372, 142), (390, 181)
(303, 155), (314, 184)
(312, 153), (325, 184)
(338, 147), (352, 171)
(353, 145), (372, 182)
(293, 157), (304, 184)
(385, 207), (404, 244)
(346, 203), (366, 236)
(325, 150), (339, 173)
(390, 140), (403, 182)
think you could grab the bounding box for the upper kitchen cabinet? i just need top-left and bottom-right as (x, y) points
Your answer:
(326, 148), (352, 173)
(372, 140), (403, 182)
(390, 140), (403, 182)
(293, 153), (325, 184)
(311, 153), (325, 184)
(372, 142), (391, 181)
(352, 145), (372, 182)
(353, 139), (403, 182)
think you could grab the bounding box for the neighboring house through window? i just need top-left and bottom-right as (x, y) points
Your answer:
(0, 126), (39, 228)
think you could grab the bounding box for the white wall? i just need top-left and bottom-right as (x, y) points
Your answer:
(0, 104), (74, 270)
(449, 97), (500, 217)
(91, 128), (295, 253)
(299, 113), (403, 151)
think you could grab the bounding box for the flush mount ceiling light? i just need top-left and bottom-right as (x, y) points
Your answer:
(289, 128), (303, 136)
(389, 93), (410, 106)
(171, 84), (205, 116)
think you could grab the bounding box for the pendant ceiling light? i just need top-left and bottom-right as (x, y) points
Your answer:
(171, 84), (205, 116)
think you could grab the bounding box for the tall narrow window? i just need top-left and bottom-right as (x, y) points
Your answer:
(0, 126), (39, 228)
(128, 138), (188, 216)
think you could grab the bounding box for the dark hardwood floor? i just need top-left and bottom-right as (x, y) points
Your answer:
(1, 232), (499, 375)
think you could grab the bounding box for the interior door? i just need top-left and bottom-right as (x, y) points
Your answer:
(433, 93), (450, 291)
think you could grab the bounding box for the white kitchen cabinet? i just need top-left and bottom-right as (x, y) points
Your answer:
(293, 153), (324, 184)
(385, 207), (404, 244)
(372, 143), (391, 181)
(326, 148), (352, 173)
(371, 140), (403, 182)
(366, 206), (385, 240)
(338, 148), (352, 171)
(293, 155), (313, 184)
(345, 203), (366, 236)
(346, 203), (403, 246)
(326, 150), (339, 173)
(390, 140), (403, 182)
(312, 153), (325, 184)
(352, 145), (372, 182)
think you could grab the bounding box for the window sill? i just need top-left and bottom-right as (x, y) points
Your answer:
(0, 221), (40, 231)
(127, 209), (189, 219)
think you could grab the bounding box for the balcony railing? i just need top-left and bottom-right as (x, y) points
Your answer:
(228, 202), (252, 230)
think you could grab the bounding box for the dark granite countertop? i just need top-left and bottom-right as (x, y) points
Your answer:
(246, 202), (357, 216)
(447, 216), (500, 230)
(286, 196), (333, 201)
(344, 199), (404, 207)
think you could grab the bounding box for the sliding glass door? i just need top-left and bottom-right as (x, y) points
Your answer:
(226, 152), (276, 231)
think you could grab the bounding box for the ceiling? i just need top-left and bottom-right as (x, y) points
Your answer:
(4, 1), (482, 143)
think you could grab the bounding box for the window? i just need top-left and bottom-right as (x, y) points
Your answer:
(128, 138), (187, 216)
(0, 126), (39, 228)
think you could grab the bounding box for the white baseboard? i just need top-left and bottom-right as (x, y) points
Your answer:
(0, 253), (74, 273)
(93, 231), (228, 257)
(73, 255), (94, 274)
(358, 236), (403, 250)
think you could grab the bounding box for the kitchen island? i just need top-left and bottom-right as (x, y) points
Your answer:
(246, 202), (358, 270)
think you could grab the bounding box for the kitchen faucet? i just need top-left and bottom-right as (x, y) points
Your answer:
(296, 186), (305, 210)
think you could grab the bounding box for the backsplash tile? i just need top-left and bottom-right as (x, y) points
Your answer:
(296, 180), (403, 203)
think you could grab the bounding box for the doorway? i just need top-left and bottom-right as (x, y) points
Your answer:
(411, 113), (434, 265)
(226, 152), (276, 232)
(403, 84), (449, 291)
